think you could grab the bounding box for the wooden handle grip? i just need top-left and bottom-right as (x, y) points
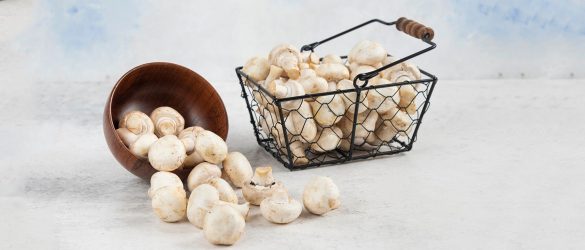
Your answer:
(396, 17), (434, 41)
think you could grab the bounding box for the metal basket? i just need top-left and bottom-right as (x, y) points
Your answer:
(235, 17), (438, 170)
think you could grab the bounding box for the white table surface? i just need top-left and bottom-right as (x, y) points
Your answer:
(1, 79), (584, 249)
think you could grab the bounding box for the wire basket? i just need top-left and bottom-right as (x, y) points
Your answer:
(235, 17), (438, 170)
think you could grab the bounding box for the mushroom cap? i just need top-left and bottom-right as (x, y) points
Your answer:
(322, 54), (343, 64)
(260, 189), (302, 224)
(284, 101), (317, 143)
(129, 133), (158, 159)
(310, 93), (346, 127)
(208, 177), (238, 204)
(151, 185), (187, 222)
(310, 126), (343, 152)
(116, 128), (138, 147)
(242, 181), (283, 206)
(150, 106), (185, 137)
(303, 176), (340, 215)
(148, 135), (186, 171)
(316, 63), (350, 82)
(178, 126), (205, 154)
(194, 130), (228, 164)
(203, 204), (246, 246)
(222, 152), (253, 188)
(186, 184), (220, 228)
(119, 111), (155, 135)
(381, 107), (412, 132)
(366, 78), (400, 113)
(242, 56), (270, 82)
(348, 40), (387, 66)
(187, 162), (222, 191)
(337, 79), (368, 114)
(148, 171), (184, 198)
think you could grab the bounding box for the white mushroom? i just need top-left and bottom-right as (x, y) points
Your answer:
(119, 111), (154, 135)
(148, 171), (183, 198)
(316, 62), (350, 82)
(194, 130), (228, 164)
(187, 184), (249, 229)
(348, 40), (387, 67)
(300, 51), (319, 69)
(222, 152), (253, 188)
(322, 54), (343, 64)
(381, 107), (413, 132)
(203, 203), (246, 246)
(178, 126), (206, 167)
(284, 101), (317, 143)
(298, 68), (328, 95)
(208, 177), (238, 204)
(260, 188), (302, 224)
(267, 79), (305, 110)
(187, 162), (222, 191)
(264, 65), (284, 89)
(242, 166), (283, 205)
(366, 78), (401, 113)
(268, 44), (301, 79)
(116, 128), (158, 159)
(310, 126), (342, 152)
(151, 185), (187, 222)
(303, 176), (340, 215)
(337, 79), (368, 114)
(148, 135), (186, 171)
(338, 111), (378, 141)
(242, 56), (270, 83)
(150, 107), (185, 137)
(366, 121), (398, 146)
(287, 140), (309, 165)
(310, 82), (345, 126)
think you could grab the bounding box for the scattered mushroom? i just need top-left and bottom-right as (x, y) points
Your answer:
(148, 135), (186, 171)
(194, 130), (228, 164)
(187, 184), (249, 229)
(148, 171), (184, 198)
(303, 176), (340, 215)
(178, 126), (206, 167)
(203, 203), (246, 246)
(242, 166), (283, 205)
(187, 162), (222, 191)
(222, 152), (253, 188)
(208, 177), (238, 204)
(151, 185), (187, 222)
(260, 188), (302, 224)
(119, 111), (155, 135)
(150, 107), (185, 137)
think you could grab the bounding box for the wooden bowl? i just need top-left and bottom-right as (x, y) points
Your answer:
(103, 62), (228, 180)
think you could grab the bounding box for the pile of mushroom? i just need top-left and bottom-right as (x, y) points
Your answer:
(241, 40), (423, 166)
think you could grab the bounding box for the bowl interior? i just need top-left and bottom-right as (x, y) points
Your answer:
(110, 62), (228, 138)
(105, 62), (228, 180)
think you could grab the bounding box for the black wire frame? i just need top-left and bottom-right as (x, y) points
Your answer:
(235, 18), (438, 170)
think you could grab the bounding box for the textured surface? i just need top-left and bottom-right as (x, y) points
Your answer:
(1, 79), (585, 249)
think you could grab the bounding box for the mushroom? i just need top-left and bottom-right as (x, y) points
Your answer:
(350, 64), (380, 86)
(338, 111), (378, 142)
(242, 166), (284, 205)
(365, 78), (401, 113)
(337, 79), (368, 114)
(242, 56), (270, 83)
(366, 121), (398, 146)
(310, 82), (346, 126)
(310, 126), (342, 152)
(264, 65), (284, 89)
(268, 44), (301, 79)
(178, 126), (206, 167)
(348, 40), (387, 67)
(222, 152), (253, 188)
(119, 111), (154, 135)
(203, 203), (246, 246)
(148, 135), (186, 171)
(150, 107), (185, 137)
(300, 51), (319, 69)
(116, 128), (158, 159)
(322, 54), (343, 64)
(389, 71), (418, 115)
(303, 176), (340, 215)
(187, 162), (222, 191)
(187, 184), (249, 229)
(208, 177), (238, 204)
(381, 107), (413, 132)
(151, 185), (187, 222)
(284, 101), (317, 143)
(298, 68), (328, 95)
(194, 130), (228, 164)
(267, 79), (305, 110)
(287, 140), (309, 165)
(148, 171), (183, 198)
(260, 188), (302, 224)
(316, 61), (350, 82)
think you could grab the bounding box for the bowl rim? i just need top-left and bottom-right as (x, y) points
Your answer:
(105, 61), (229, 169)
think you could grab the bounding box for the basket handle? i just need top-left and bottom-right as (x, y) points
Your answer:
(396, 17), (434, 41)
